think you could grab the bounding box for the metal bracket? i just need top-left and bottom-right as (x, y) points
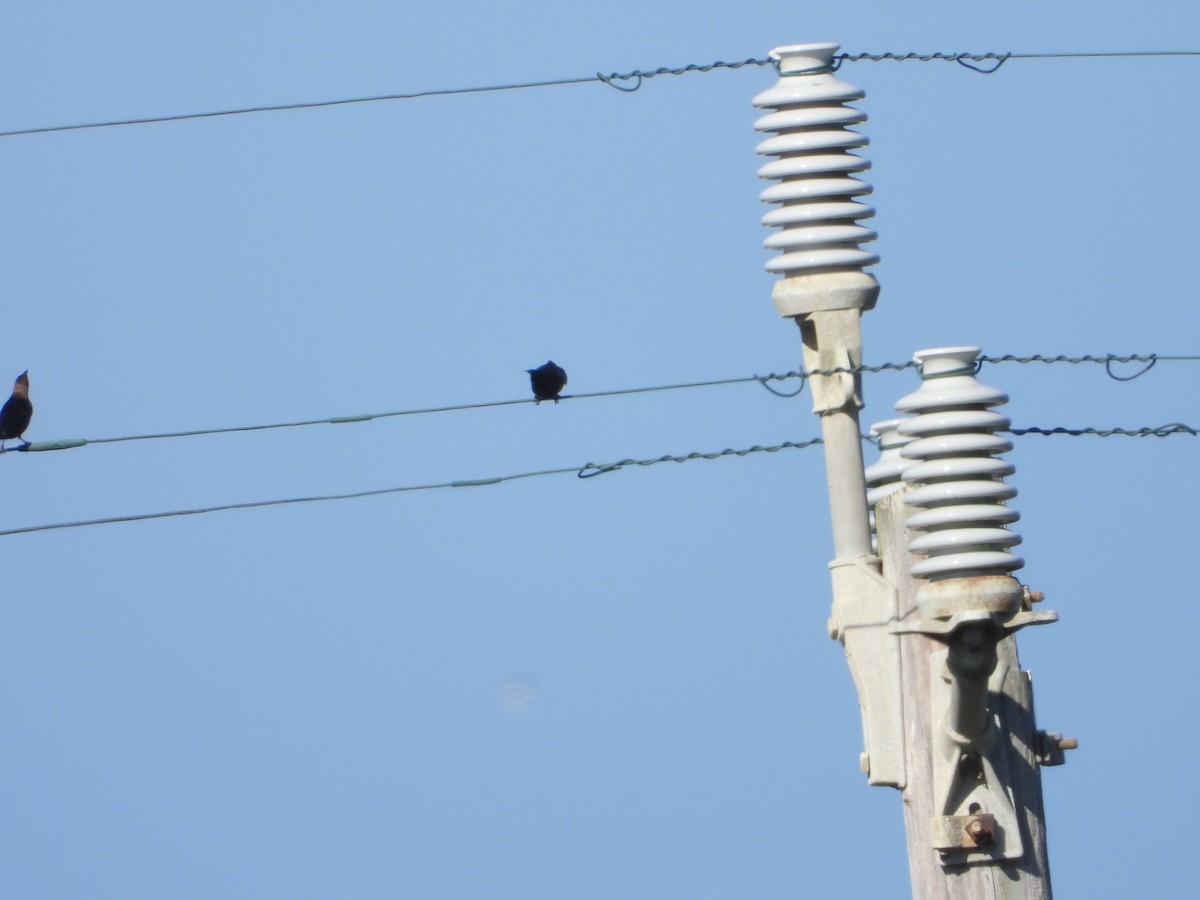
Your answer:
(827, 557), (905, 788)
(891, 581), (1059, 866)
(931, 812), (1001, 854)
(1035, 731), (1079, 767)
(928, 648), (1024, 864)
(892, 607), (1059, 638)
(796, 308), (865, 415)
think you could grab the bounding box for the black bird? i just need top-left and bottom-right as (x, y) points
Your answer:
(0, 370), (32, 451)
(526, 361), (567, 404)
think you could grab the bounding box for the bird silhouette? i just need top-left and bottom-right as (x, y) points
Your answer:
(0, 370), (32, 451)
(526, 361), (567, 404)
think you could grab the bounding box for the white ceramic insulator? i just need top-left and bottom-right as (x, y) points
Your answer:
(895, 347), (1024, 581)
(753, 43), (878, 276)
(865, 417), (914, 553)
(865, 417), (914, 508)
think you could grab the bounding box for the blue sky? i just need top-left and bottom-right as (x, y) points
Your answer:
(1, 2), (1197, 897)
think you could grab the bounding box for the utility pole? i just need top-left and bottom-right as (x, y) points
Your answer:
(752, 46), (1075, 897)
(873, 349), (1071, 897)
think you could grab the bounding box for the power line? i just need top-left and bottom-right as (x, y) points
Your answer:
(10, 372), (793, 454)
(977, 353), (1174, 381)
(832, 49), (1200, 73)
(1010, 423), (1197, 437)
(0, 57), (769, 139)
(0, 464), (586, 539)
(0, 436), (826, 537)
(1, 424), (1193, 538)
(2, 50), (1196, 139)
(6, 353), (1197, 457)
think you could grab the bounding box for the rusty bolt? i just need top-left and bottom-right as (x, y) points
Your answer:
(1021, 586), (1045, 610)
(1036, 730), (1079, 765)
(966, 819), (994, 848)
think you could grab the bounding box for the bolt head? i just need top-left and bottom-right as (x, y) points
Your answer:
(965, 819), (994, 848)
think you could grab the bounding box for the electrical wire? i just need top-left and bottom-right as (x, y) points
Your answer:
(10, 372), (795, 454)
(832, 49), (1200, 73)
(2, 49), (1196, 139)
(0, 58), (768, 139)
(1, 424), (1193, 538)
(6, 353), (1196, 457)
(1010, 423), (1197, 437)
(0, 436), (825, 537)
(0, 465), (583, 538)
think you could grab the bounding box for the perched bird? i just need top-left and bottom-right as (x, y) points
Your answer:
(526, 361), (568, 404)
(0, 370), (32, 451)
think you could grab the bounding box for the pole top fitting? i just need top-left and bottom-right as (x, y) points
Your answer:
(911, 346), (982, 378)
(769, 43), (841, 75)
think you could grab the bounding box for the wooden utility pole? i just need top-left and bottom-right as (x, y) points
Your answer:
(877, 490), (1056, 898)
(752, 45), (1075, 898)
(869, 348), (1072, 896)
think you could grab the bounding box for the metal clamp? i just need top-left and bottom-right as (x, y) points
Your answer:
(893, 583), (1058, 865)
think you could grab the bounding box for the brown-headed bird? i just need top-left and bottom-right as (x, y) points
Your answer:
(0, 371), (32, 451)
(526, 361), (567, 404)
